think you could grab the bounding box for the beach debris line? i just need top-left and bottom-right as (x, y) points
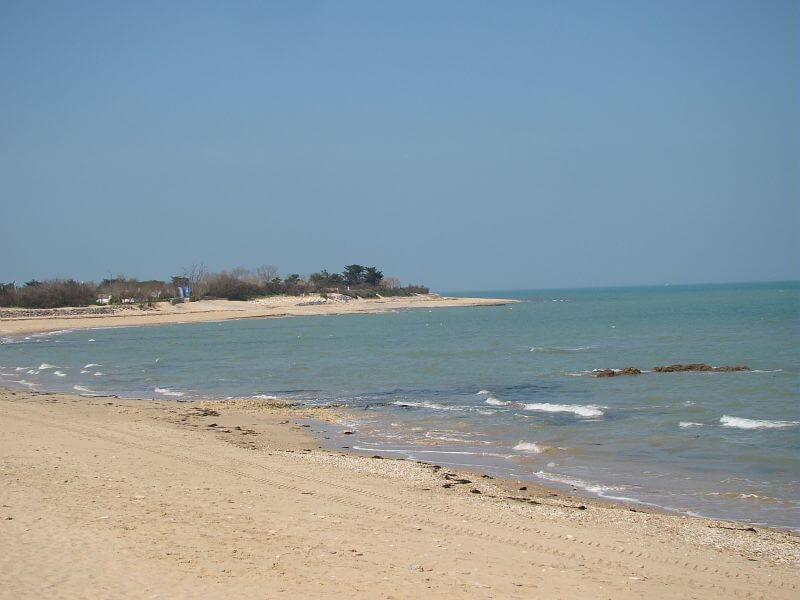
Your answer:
(593, 363), (750, 377)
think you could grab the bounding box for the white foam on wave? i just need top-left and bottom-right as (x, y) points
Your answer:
(530, 345), (596, 353)
(392, 401), (461, 411)
(476, 390), (491, 395)
(752, 369), (783, 373)
(523, 403), (604, 418)
(80, 370), (89, 374)
(17, 380), (37, 387)
(73, 385), (96, 394)
(14, 367), (27, 371)
(513, 441), (543, 453)
(155, 387), (184, 397)
(720, 415), (799, 430)
(39, 363), (57, 370)
(84, 363), (101, 368)
(484, 397), (509, 406)
(680, 422), (704, 428)
(53, 370), (66, 377)
(93, 372), (103, 376)
(253, 394), (279, 399)
(534, 470), (627, 495)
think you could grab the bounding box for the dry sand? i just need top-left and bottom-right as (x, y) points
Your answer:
(0, 294), (514, 337)
(1, 388), (797, 599)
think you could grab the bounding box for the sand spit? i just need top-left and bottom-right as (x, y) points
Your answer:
(0, 294), (515, 337)
(0, 388), (796, 599)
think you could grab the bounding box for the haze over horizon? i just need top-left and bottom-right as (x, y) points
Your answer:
(2, 1), (798, 291)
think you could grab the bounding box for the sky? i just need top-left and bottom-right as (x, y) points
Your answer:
(1, 0), (797, 291)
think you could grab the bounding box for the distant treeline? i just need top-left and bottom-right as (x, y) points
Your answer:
(0, 264), (429, 308)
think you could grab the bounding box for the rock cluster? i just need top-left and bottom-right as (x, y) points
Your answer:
(594, 363), (749, 377)
(594, 368), (642, 378)
(653, 363), (749, 373)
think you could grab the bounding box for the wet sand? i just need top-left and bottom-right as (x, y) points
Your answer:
(0, 294), (515, 337)
(1, 388), (796, 599)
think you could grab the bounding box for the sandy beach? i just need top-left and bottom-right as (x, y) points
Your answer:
(0, 294), (514, 337)
(1, 388), (796, 599)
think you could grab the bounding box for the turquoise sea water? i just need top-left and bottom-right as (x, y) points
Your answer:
(2, 282), (798, 528)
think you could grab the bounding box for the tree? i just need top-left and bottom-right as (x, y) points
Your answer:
(363, 266), (383, 286)
(343, 264), (365, 286)
(255, 265), (278, 285)
(382, 276), (401, 289)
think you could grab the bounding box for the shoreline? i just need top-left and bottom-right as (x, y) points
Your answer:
(0, 294), (516, 337)
(1, 388), (797, 598)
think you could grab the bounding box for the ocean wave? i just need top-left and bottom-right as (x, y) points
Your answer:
(752, 369), (784, 373)
(679, 422), (704, 428)
(476, 390), (491, 395)
(155, 387), (185, 397)
(38, 363), (57, 370)
(73, 385), (97, 394)
(83, 363), (101, 368)
(720, 415), (799, 430)
(513, 441), (543, 453)
(52, 370), (66, 377)
(484, 397), (509, 406)
(253, 394), (279, 399)
(353, 446), (512, 458)
(533, 471), (627, 496)
(391, 401), (461, 411)
(530, 345), (597, 353)
(29, 329), (72, 338)
(93, 372), (103, 376)
(523, 403), (604, 418)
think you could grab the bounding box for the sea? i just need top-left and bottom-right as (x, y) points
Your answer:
(2, 281), (798, 529)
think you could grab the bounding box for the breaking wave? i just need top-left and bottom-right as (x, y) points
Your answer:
(530, 345), (597, 353)
(523, 403), (605, 418)
(154, 387), (185, 397)
(720, 415), (799, 430)
(485, 397), (510, 406)
(513, 441), (543, 453)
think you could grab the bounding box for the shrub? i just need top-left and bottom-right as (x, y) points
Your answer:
(204, 273), (263, 300)
(0, 279), (97, 308)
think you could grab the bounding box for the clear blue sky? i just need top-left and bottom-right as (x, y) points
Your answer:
(1, 0), (797, 291)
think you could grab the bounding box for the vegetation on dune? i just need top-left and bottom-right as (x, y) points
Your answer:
(0, 264), (429, 308)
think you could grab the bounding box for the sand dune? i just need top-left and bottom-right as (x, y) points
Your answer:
(1, 389), (796, 599)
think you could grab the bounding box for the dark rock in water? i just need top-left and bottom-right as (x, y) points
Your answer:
(654, 363), (749, 373)
(620, 367), (642, 375)
(595, 367), (641, 377)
